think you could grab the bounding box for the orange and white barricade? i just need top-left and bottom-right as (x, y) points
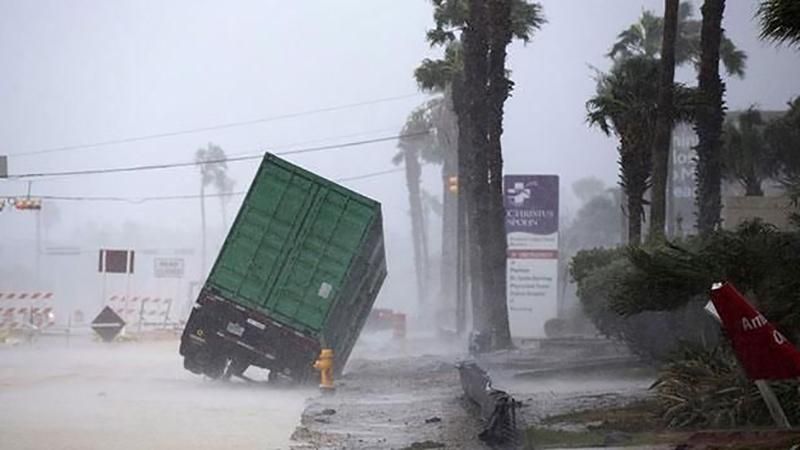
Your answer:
(0, 291), (56, 330)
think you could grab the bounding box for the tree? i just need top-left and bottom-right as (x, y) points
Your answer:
(758, 0), (800, 47)
(395, 100), (445, 307)
(765, 98), (800, 204)
(587, 57), (693, 244)
(694, 0), (726, 236)
(608, 1), (746, 241)
(416, 0), (543, 346)
(609, 1), (746, 77)
(572, 177), (607, 204)
(722, 108), (775, 196)
(650, 0), (680, 242)
(195, 143), (234, 274)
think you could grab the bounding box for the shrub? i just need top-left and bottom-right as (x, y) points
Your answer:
(654, 344), (800, 429)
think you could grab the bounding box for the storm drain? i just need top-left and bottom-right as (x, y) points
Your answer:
(457, 361), (521, 447)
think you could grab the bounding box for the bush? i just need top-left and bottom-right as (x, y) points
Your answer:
(571, 247), (719, 362)
(610, 221), (800, 341)
(654, 344), (800, 429)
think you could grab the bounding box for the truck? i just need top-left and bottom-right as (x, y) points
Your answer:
(179, 153), (387, 382)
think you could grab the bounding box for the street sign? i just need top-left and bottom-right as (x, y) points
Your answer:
(504, 175), (560, 338)
(154, 257), (185, 278)
(98, 249), (135, 274)
(91, 306), (126, 342)
(709, 283), (800, 380)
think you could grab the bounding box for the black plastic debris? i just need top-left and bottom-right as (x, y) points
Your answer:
(457, 361), (520, 446)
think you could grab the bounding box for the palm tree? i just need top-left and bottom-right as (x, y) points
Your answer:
(587, 57), (694, 244)
(609, 1), (746, 77)
(765, 98), (800, 196)
(482, 0), (545, 348)
(758, 0), (800, 47)
(722, 108), (775, 196)
(415, 0), (543, 346)
(694, 0), (726, 236)
(195, 143), (234, 275)
(395, 100), (446, 307)
(649, 0), (680, 241)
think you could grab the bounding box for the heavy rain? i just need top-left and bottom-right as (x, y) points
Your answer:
(1, 1), (800, 449)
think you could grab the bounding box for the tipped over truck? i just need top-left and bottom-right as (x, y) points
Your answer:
(180, 153), (386, 382)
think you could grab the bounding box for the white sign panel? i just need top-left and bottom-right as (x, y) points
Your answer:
(505, 175), (559, 338)
(154, 257), (185, 279)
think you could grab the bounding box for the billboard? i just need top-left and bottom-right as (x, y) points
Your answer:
(504, 175), (559, 338)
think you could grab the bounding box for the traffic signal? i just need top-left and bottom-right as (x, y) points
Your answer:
(13, 198), (42, 210)
(0, 198), (5, 212)
(447, 175), (458, 194)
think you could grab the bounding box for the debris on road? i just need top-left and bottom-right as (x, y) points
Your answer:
(458, 361), (521, 446)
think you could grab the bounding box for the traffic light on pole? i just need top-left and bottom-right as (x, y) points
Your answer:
(14, 198), (42, 210)
(0, 198), (5, 212)
(447, 175), (458, 194)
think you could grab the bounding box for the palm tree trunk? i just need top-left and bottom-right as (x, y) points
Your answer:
(649, 0), (679, 242)
(744, 178), (764, 196)
(200, 183), (207, 277)
(404, 147), (428, 307)
(220, 200), (228, 231)
(452, 74), (471, 335)
(485, 0), (513, 349)
(695, 0), (726, 236)
(627, 188), (644, 245)
(465, 0), (491, 337)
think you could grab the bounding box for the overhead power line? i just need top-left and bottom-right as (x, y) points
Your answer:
(10, 93), (426, 158)
(7, 131), (428, 180)
(10, 167), (406, 203)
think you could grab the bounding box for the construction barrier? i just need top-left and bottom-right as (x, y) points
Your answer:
(457, 361), (521, 446)
(106, 295), (173, 325)
(0, 292), (56, 330)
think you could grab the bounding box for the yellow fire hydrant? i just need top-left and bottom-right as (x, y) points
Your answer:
(313, 349), (335, 393)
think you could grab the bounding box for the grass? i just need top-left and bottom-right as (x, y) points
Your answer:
(525, 399), (687, 449)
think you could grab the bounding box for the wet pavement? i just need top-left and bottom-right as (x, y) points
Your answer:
(0, 335), (312, 450)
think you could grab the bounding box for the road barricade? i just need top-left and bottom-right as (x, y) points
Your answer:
(0, 291), (56, 330)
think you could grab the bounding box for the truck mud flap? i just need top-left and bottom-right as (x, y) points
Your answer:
(457, 361), (521, 447)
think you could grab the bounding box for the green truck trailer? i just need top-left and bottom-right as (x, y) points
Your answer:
(179, 153), (387, 382)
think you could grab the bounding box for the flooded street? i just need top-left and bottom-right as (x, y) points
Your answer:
(0, 336), (311, 450)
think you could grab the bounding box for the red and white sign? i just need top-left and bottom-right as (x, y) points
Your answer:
(709, 283), (800, 380)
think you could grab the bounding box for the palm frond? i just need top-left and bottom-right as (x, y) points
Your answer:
(758, 0), (800, 47)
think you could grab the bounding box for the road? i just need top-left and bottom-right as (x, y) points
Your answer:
(0, 335), (312, 450)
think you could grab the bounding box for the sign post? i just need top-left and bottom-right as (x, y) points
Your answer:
(98, 249), (135, 315)
(503, 175), (559, 338)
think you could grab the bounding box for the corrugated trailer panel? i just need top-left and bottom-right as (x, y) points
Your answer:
(180, 153), (386, 381)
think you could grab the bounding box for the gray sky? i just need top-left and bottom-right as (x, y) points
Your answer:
(1, 0), (798, 308)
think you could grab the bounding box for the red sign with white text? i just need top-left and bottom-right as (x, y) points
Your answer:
(710, 283), (800, 380)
